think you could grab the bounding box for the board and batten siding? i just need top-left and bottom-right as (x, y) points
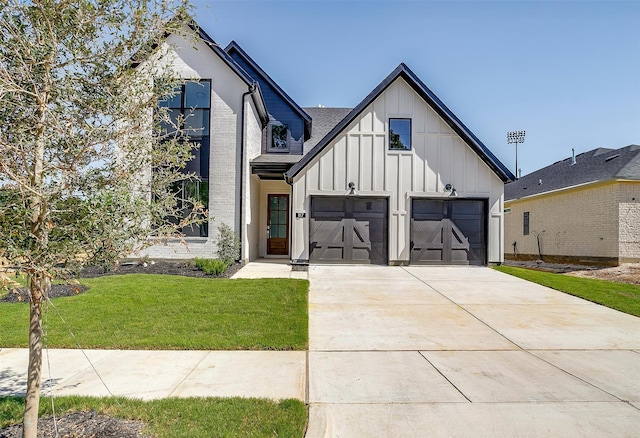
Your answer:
(291, 77), (505, 264)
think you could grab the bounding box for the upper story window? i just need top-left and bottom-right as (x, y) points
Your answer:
(389, 118), (411, 150)
(159, 80), (211, 178)
(269, 123), (289, 152)
(158, 80), (211, 237)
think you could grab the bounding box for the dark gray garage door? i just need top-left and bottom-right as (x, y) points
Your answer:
(310, 197), (388, 264)
(411, 199), (486, 265)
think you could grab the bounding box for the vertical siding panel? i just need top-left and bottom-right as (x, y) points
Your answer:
(387, 154), (399, 207)
(361, 135), (373, 191)
(373, 135), (385, 191)
(464, 147), (478, 194)
(477, 162), (491, 193)
(399, 81), (413, 115)
(334, 136), (347, 189)
(348, 135), (360, 188)
(413, 97), (426, 134)
(401, 154), (413, 198)
(453, 138), (466, 192)
(373, 98), (385, 132)
(360, 109), (373, 133)
(414, 134), (425, 192)
(385, 82), (399, 115)
(425, 133), (439, 192)
(439, 135), (453, 190)
(308, 161), (320, 192)
(426, 107), (439, 134)
(320, 148), (333, 191)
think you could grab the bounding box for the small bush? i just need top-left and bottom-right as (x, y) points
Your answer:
(217, 223), (240, 264)
(195, 258), (229, 276)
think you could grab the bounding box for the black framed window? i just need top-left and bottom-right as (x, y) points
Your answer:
(159, 80), (211, 178)
(270, 124), (289, 151)
(389, 118), (411, 150)
(159, 80), (211, 237)
(523, 211), (530, 236)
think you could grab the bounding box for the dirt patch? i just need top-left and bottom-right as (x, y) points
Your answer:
(0, 411), (149, 438)
(503, 260), (640, 286)
(565, 263), (640, 285)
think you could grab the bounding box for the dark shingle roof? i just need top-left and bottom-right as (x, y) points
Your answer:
(286, 63), (514, 183)
(302, 107), (352, 151)
(504, 144), (640, 201)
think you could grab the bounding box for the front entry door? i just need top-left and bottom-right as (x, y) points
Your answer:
(267, 194), (289, 255)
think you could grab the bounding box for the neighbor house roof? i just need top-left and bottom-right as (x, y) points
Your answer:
(504, 144), (640, 201)
(285, 63), (515, 183)
(225, 41), (312, 140)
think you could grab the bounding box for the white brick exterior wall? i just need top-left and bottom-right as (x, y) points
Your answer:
(504, 180), (640, 264)
(137, 30), (261, 260)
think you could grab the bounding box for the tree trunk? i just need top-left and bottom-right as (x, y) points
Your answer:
(22, 273), (47, 438)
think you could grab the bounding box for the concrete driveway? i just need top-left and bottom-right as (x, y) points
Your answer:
(306, 265), (640, 437)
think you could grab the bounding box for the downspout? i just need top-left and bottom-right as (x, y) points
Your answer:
(239, 86), (253, 263)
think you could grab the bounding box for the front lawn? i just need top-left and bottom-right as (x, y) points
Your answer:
(0, 396), (307, 437)
(0, 274), (308, 350)
(493, 265), (640, 317)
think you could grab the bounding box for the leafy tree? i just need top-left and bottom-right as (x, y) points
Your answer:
(0, 1), (201, 436)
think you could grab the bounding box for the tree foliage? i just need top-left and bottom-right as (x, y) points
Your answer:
(0, 1), (199, 436)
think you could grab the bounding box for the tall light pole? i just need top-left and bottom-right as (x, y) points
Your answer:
(507, 130), (525, 179)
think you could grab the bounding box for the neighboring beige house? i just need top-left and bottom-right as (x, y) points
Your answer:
(140, 21), (515, 265)
(504, 145), (640, 266)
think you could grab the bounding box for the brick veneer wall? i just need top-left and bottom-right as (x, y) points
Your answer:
(504, 181), (623, 264)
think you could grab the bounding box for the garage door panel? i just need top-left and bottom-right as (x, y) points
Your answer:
(411, 199), (486, 266)
(310, 197), (388, 264)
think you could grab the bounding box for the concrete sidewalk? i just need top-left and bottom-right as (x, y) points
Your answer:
(306, 265), (640, 437)
(0, 349), (306, 401)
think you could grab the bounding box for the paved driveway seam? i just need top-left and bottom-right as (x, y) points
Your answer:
(418, 350), (471, 402)
(401, 266), (523, 350)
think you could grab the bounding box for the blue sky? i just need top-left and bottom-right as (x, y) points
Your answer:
(193, 0), (640, 176)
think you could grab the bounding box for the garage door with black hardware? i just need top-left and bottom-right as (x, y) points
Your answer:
(411, 199), (486, 265)
(310, 197), (388, 264)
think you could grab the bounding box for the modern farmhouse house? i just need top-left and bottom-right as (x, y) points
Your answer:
(139, 21), (514, 266)
(504, 145), (640, 266)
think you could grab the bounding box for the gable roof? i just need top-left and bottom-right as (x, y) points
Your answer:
(285, 63), (514, 183)
(505, 144), (640, 201)
(225, 41), (312, 140)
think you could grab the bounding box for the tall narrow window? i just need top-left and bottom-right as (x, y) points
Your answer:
(523, 211), (530, 236)
(389, 118), (411, 150)
(159, 80), (211, 237)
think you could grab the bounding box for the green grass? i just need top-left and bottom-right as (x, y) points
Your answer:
(0, 274), (308, 350)
(0, 396), (307, 437)
(493, 265), (640, 317)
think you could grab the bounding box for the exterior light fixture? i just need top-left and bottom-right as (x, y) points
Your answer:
(507, 130), (526, 180)
(444, 183), (457, 196)
(347, 181), (357, 196)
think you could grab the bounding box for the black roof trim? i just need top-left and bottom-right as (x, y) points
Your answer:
(225, 41), (312, 140)
(285, 63), (514, 183)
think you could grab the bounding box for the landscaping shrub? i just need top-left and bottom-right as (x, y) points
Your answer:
(216, 223), (240, 263)
(195, 258), (229, 276)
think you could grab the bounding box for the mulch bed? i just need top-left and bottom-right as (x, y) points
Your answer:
(0, 411), (149, 438)
(1, 260), (243, 303)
